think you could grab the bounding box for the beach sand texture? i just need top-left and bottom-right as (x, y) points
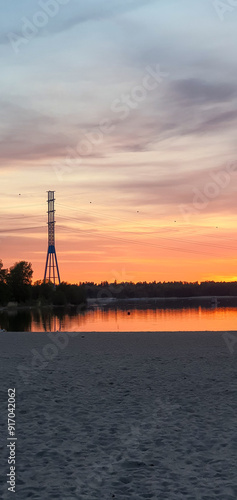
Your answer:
(0, 331), (237, 499)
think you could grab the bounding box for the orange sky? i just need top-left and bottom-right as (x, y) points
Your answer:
(1, 178), (237, 284)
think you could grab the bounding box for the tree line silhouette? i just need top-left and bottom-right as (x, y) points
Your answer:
(1, 259), (237, 307)
(84, 280), (237, 299)
(0, 260), (86, 307)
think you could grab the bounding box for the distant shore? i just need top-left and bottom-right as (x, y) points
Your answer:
(87, 295), (237, 306)
(1, 294), (237, 312)
(0, 302), (87, 313)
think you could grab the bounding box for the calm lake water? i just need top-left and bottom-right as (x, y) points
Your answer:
(1, 299), (237, 332)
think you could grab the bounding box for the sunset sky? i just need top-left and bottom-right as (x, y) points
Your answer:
(1, 0), (237, 284)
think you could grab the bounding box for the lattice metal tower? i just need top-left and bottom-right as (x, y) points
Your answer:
(44, 191), (61, 285)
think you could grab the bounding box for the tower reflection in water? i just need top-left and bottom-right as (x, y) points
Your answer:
(1, 302), (237, 332)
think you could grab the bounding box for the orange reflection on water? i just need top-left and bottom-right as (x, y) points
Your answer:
(30, 306), (237, 332)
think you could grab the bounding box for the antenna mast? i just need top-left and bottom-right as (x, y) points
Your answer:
(44, 190), (61, 285)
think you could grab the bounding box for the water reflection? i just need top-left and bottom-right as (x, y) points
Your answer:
(0, 300), (237, 332)
(0, 309), (32, 332)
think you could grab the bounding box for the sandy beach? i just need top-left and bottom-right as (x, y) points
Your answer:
(0, 331), (237, 499)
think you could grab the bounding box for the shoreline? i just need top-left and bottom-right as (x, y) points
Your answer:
(1, 329), (237, 334)
(1, 294), (237, 312)
(0, 302), (86, 313)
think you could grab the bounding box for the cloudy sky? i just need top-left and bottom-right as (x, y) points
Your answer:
(1, 0), (237, 283)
